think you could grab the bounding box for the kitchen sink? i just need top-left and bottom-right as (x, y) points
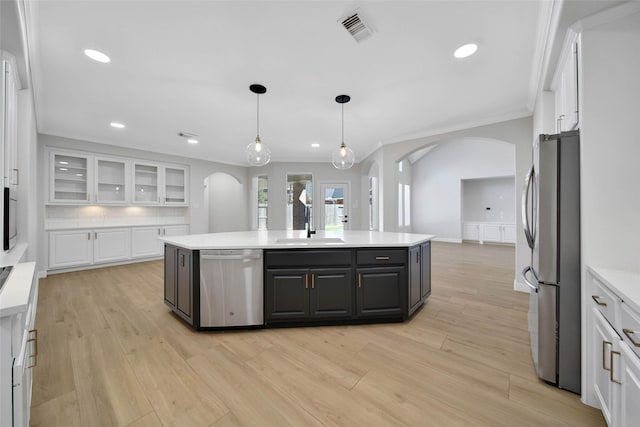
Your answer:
(275, 237), (344, 244)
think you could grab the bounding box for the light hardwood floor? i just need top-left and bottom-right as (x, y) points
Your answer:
(30, 242), (605, 426)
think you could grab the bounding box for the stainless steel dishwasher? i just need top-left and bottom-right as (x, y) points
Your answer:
(199, 249), (263, 327)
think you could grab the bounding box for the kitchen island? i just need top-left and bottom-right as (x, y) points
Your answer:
(161, 230), (435, 330)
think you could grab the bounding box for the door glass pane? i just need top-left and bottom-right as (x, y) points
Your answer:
(323, 185), (347, 231)
(165, 167), (185, 203)
(97, 159), (125, 202)
(258, 175), (268, 230)
(134, 164), (158, 203)
(286, 174), (312, 230)
(53, 154), (88, 201)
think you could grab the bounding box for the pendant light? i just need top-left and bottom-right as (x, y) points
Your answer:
(332, 94), (355, 170)
(245, 84), (271, 166)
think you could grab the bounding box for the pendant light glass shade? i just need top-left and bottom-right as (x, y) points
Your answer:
(332, 94), (355, 170)
(245, 84), (271, 166)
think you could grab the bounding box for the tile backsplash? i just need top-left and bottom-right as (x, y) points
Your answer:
(45, 206), (189, 230)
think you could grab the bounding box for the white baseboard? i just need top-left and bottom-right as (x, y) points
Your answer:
(37, 270), (47, 279)
(432, 237), (463, 244)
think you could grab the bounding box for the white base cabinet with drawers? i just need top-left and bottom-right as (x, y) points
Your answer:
(49, 225), (189, 271)
(0, 263), (38, 427)
(587, 267), (640, 427)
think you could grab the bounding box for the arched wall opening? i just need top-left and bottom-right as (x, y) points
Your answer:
(204, 172), (248, 233)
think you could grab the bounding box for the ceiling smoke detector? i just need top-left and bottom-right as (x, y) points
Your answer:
(340, 11), (373, 43)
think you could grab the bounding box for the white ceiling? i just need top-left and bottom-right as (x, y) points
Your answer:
(25, 1), (545, 166)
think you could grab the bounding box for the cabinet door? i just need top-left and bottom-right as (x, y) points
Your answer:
(132, 162), (160, 204)
(11, 330), (32, 427)
(309, 268), (352, 319)
(49, 230), (93, 268)
(482, 224), (500, 242)
(619, 342), (640, 427)
(265, 269), (309, 321)
(163, 166), (188, 205)
(3, 55), (18, 189)
(409, 246), (421, 311)
(50, 152), (92, 203)
(563, 41), (579, 131)
(593, 309), (617, 426)
(95, 157), (129, 204)
(501, 224), (517, 243)
(164, 245), (177, 307)
(356, 266), (406, 318)
(131, 227), (163, 258)
(176, 249), (193, 320)
(94, 228), (131, 263)
(462, 223), (480, 241)
(421, 242), (431, 299)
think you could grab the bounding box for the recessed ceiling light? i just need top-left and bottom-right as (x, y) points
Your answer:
(187, 139), (198, 144)
(84, 49), (111, 63)
(59, 161), (69, 165)
(59, 168), (68, 171)
(311, 143), (320, 148)
(454, 43), (478, 59)
(110, 122), (125, 129)
(76, 173), (83, 177)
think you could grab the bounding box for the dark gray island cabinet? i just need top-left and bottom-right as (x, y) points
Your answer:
(161, 231), (433, 330)
(264, 243), (431, 326)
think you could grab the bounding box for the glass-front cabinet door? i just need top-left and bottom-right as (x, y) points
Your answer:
(50, 152), (91, 203)
(163, 166), (188, 205)
(95, 157), (129, 204)
(133, 162), (160, 204)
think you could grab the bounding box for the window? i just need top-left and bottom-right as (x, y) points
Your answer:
(286, 174), (313, 230)
(257, 175), (268, 230)
(398, 183), (411, 228)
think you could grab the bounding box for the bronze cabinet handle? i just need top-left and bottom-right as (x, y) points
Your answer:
(610, 350), (622, 384)
(623, 329), (640, 347)
(305, 274), (308, 289)
(603, 340), (612, 371)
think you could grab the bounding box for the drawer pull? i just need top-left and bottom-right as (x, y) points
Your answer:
(610, 350), (622, 384)
(358, 273), (362, 288)
(623, 329), (640, 347)
(305, 274), (308, 289)
(591, 295), (607, 306)
(603, 340), (612, 371)
(27, 329), (38, 369)
(311, 274), (315, 289)
(375, 256), (390, 260)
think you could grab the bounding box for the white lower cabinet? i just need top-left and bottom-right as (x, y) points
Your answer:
(588, 267), (640, 427)
(48, 230), (93, 268)
(1, 263), (38, 427)
(462, 222), (516, 244)
(131, 227), (164, 258)
(49, 225), (190, 270)
(94, 228), (131, 263)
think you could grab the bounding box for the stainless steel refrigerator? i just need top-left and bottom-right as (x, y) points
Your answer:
(521, 130), (581, 394)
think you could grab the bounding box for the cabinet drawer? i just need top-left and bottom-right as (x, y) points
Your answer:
(265, 250), (352, 267)
(356, 249), (406, 265)
(591, 275), (621, 327)
(621, 303), (640, 360)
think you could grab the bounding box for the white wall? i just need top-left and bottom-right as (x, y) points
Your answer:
(206, 172), (247, 233)
(411, 138), (515, 242)
(463, 176), (515, 223)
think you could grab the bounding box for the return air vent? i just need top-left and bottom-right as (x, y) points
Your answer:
(340, 11), (373, 43)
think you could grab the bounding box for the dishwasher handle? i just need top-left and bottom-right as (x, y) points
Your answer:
(201, 254), (262, 261)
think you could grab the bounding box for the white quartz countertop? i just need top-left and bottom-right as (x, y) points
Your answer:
(46, 222), (189, 231)
(588, 267), (640, 313)
(0, 262), (36, 317)
(161, 230), (435, 250)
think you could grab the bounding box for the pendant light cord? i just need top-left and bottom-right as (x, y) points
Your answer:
(341, 103), (344, 144)
(256, 94), (260, 138)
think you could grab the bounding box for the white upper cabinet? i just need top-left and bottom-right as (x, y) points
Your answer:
(132, 162), (189, 206)
(50, 152), (93, 203)
(95, 156), (129, 204)
(163, 166), (188, 205)
(48, 148), (189, 206)
(132, 162), (160, 205)
(553, 34), (580, 132)
(2, 52), (19, 190)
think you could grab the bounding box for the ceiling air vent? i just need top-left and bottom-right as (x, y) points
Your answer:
(340, 11), (373, 43)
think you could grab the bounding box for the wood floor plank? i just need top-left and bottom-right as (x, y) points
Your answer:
(29, 242), (605, 426)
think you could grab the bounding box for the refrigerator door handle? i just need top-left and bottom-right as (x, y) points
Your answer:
(521, 266), (538, 292)
(522, 165), (535, 249)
